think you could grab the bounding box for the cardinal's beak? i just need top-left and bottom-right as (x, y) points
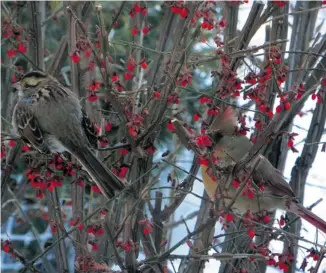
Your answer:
(11, 81), (22, 93)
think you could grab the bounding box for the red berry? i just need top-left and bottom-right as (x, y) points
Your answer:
(91, 185), (102, 193)
(142, 26), (149, 35)
(167, 121), (175, 131)
(280, 95), (286, 102)
(154, 91), (161, 99)
(276, 105), (282, 113)
(267, 110), (274, 117)
(9, 140), (16, 147)
(50, 222), (57, 233)
(17, 43), (27, 53)
(193, 113), (200, 122)
(7, 48), (17, 57)
(140, 61), (148, 69)
(84, 50), (91, 58)
(128, 127), (138, 137)
(92, 244), (99, 251)
(171, 6), (181, 13)
(232, 180), (240, 188)
(259, 104), (266, 112)
(201, 21), (209, 29)
(313, 253), (320, 261)
(124, 72), (133, 80)
(218, 17), (226, 28)
(284, 102), (291, 110)
(287, 139), (294, 148)
(131, 27), (138, 36)
(226, 214), (233, 222)
(263, 215), (270, 223)
(127, 63), (135, 71)
(280, 217), (285, 226)
(312, 93), (317, 100)
(248, 229), (255, 239)
(247, 190), (254, 199)
(180, 8), (188, 18)
(105, 122), (112, 132)
(11, 74), (18, 83)
(134, 4), (142, 12)
(88, 60), (95, 71)
(199, 157), (209, 166)
(321, 78), (326, 86)
(71, 51), (81, 63)
(3, 245), (10, 253)
(120, 148), (129, 155)
(22, 145), (30, 152)
(112, 73), (119, 82)
(88, 93), (98, 102)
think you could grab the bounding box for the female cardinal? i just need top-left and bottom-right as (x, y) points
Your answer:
(201, 107), (326, 233)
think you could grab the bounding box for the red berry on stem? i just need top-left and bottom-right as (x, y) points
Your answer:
(259, 104), (266, 112)
(131, 27), (138, 36)
(9, 140), (16, 147)
(267, 110), (274, 117)
(287, 139), (294, 148)
(180, 8), (188, 18)
(112, 73), (119, 82)
(154, 90), (161, 99)
(280, 217), (285, 226)
(226, 214), (233, 222)
(232, 180), (240, 188)
(276, 105), (282, 113)
(134, 4), (141, 12)
(167, 121), (175, 131)
(193, 113), (200, 122)
(263, 215), (270, 223)
(17, 43), (27, 53)
(71, 51), (81, 63)
(142, 26), (149, 35)
(218, 17), (226, 28)
(284, 102), (291, 110)
(248, 229), (255, 239)
(140, 61), (148, 69)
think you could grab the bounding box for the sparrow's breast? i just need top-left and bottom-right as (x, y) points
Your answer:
(46, 135), (68, 153)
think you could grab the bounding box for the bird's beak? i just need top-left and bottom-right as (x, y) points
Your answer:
(11, 81), (22, 93)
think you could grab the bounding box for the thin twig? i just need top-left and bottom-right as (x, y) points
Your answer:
(8, 188), (55, 273)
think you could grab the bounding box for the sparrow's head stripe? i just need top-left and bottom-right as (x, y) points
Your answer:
(21, 71), (47, 80)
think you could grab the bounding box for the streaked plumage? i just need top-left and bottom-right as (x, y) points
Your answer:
(12, 71), (124, 199)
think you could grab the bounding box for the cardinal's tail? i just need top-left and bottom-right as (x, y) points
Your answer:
(289, 202), (326, 234)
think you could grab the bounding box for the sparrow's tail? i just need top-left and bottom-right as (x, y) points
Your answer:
(289, 202), (326, 234)
(73, 148), (124, 199)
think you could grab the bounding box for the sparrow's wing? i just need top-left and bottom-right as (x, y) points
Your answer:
(81, 109), (98, 149)
(14, 100), (50, 154)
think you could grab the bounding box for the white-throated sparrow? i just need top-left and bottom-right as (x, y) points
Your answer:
(11, 71), (124, 199)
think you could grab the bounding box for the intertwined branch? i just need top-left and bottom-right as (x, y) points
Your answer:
(1, 2), (326, 273)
